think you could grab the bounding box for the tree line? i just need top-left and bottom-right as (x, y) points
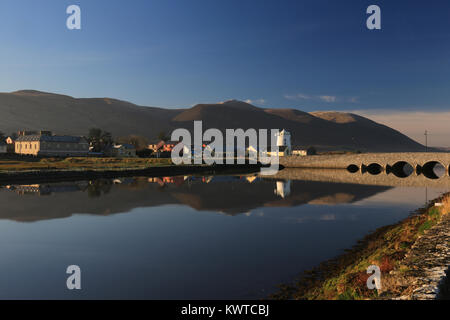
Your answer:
(88, 128), (172, 157)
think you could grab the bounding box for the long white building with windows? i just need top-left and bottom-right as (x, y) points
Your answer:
(15, 131), (89, 157)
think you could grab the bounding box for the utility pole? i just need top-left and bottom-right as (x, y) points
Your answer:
(424, 130), (428, 152)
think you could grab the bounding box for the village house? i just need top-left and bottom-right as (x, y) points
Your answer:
(292, 146), (317, 156)
(14, 131), (89, 157)
(147, 141), (162, 152)
(148, 140), (177, 153)
(106, 144), (136, 158)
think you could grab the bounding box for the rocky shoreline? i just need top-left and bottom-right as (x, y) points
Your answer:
(271, 193), (450, 300)
(383, 204), (449, 300)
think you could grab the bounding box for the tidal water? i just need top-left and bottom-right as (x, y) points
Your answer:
(0, 169), (448, 299)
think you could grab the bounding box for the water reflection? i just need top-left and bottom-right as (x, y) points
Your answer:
(2, 168), (449, 222)
(274, 180), (291, 198)
(0, 170), (448, 299)
(272, 168), (450, 188)
(6, 183), (86, 196)
(0, 175), (393, 222)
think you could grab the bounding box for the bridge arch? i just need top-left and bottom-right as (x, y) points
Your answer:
(366, 163), (383, 175)
(387, 161), (414, 178)
(347, 164), (359, 173)
(420, 161), (446, 180)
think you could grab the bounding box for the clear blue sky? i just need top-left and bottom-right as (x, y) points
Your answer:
(0, 0), (449, 111)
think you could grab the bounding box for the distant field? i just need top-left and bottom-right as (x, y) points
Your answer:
(0, 157), (173, 173)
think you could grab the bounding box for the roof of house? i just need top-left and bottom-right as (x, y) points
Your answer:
(156, 140), (166, 149)
(16, 135), (86, 143)
(114, 144), (135, 150)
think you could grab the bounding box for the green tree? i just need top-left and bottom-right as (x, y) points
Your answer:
(88, 128), (113, 152)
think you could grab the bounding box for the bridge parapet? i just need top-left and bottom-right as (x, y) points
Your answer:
(280, 153), (450, 177)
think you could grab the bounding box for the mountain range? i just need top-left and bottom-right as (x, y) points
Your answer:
(0, 90), (425, 152)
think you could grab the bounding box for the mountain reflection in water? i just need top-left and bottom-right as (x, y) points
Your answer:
(0, 175), (391, 222)
(0, 169), (448, 299)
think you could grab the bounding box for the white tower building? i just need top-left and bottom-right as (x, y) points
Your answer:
(276, 129), (291, 156)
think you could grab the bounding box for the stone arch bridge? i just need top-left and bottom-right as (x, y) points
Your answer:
(280, 153), (450, 179)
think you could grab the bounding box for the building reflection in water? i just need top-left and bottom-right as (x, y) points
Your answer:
(0, 168), (448, 222)
(6, 183), (86, 196)
(274, 180), (291, 198)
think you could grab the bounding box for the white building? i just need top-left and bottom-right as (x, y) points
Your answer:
(292, 146), (317, 156)
(275, 129), (291, 156)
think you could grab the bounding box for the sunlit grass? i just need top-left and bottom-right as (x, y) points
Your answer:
(440, 194), (450, 215)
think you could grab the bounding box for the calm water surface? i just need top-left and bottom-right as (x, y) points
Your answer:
(0, 169), (448, 299)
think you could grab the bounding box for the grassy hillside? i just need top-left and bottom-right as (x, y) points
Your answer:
(0, 91), (425, 152)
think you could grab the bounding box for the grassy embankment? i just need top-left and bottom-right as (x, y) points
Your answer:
(271, 193), (450, 300)
(0, 157), (173, 173)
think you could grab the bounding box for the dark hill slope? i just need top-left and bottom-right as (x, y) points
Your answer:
(0, 91), (424, 151)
